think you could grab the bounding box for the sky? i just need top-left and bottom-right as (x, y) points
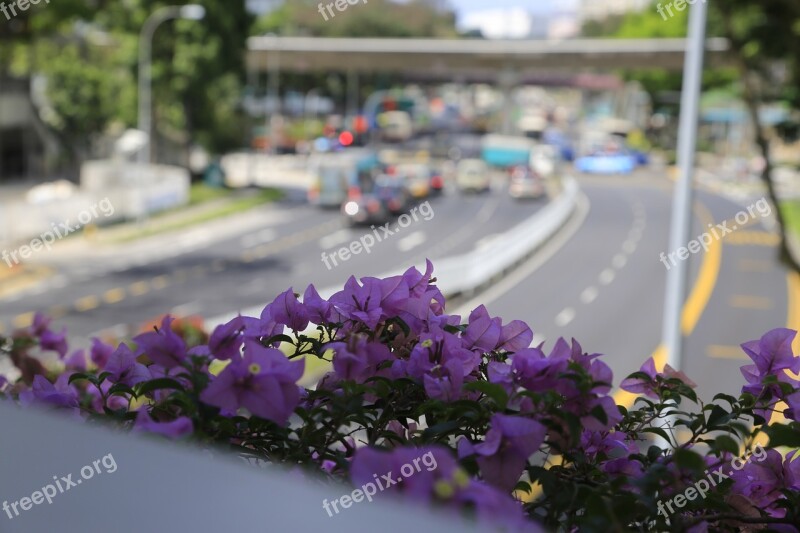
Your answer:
(448, 0), (579, 17)
(449, 0), (581, 38)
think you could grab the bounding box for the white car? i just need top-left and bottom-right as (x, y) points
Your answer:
(456, 159), (491, 192)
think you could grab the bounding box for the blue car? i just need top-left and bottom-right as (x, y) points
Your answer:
(575, 151), (637, 175)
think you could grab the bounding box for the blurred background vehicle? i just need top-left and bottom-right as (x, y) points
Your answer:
(508, 165), (545, 200)
(343, 174), (410, 226)
(456, 158), (491, 193)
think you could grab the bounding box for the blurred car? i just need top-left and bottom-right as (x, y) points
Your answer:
(529, 144), (561, 179)
(342, 175), (410, 225)
(429, 171), (444, 195)
(397, 163), (432, 199)
(575, 148), (636, 175)
(509, 166), (545, 200)
(456, 159), (491, 192)
(379, 111), (413, 142)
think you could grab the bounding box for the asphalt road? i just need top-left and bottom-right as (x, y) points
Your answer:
(1, 169), (792, 404)
(0, 177), (545, 342)
(454, 171), (790, 402)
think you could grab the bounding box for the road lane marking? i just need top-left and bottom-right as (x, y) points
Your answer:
(580, 286), (598, 304)
(129, 281), (151, 296)
(554, 307), (575, 327)
(75, 295), (99, 312)
(612, 253), (627, 269)
(599, 268), (615, 285)
(397, 231), (427, 252)
(241, 229), (277, 248)
(614, 201), (722, 410)
(728, 295), (773, 310)
(151, 276), (169, 290)
(12, 312), (34, 329)
(103, 288), (126, 305)
(680, 202), (721, 334)
(706, 345), (749, 360)
(622, 239), (637, 254)
(725, 231), (780, 246)
(318, 229), (353, 249)
(737, 259), (772, 272)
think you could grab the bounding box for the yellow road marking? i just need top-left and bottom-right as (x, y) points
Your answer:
(210, 259), (226, 272)
(48, 306), (68, 319)
(725, 231), (780, 246)
(103, 288), (126, 304)
(151, 276), (169, 290)
(129, 281), (150, 296)
(12, 312), (35, 329)
(706, 344), (749, 360)
(737, 259), (772, 273)
(75, 295), (99, 312)
(729, 295), (773, 310)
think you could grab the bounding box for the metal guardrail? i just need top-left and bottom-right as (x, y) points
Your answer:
(203, 177), (579, 330)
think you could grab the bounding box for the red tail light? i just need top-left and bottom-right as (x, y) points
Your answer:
(431, 175), (443, 189)
(367, 199), (381, 213)
(388, 199), (401, 211)
(348, 186), (362, 201)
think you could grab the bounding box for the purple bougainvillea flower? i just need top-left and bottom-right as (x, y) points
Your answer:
(350, 445), (459, 502)
(40, 328), (68, 358)
(133, 316), (187, 369)
(423, 358), (464, 402)
(329, 276), (385, 329)
(741, 328), (800, 377)
(240, 307), (285, 347)
(740, 329), (800, 408)
(19, 374), (79, 411)
(498, 320), (533, 352)
(200, 340), (304, 425)
(730, 448), (796, 516)
(90, 338), (115, 369)
(328, 335), (392, 382)
(134, 410), (193, 439)
(581, 430), (637, 458)
(104, 343), (151, 387)
(402, 327), (479, 381)
(64, 349), (88, 372)
(29, 312), (51, 337)
(303, 284), (341, 324)
(620, 356), (659, 398)
(269, 288), (310, 332)
(460, 413), (546, 492)
(208, 316), (248, 360)
(462, 305), (502, 353)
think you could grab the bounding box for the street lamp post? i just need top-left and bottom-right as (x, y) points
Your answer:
(137, 4), (206, 165)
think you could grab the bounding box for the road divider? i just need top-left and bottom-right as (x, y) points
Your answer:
(203, 177), (580, 330)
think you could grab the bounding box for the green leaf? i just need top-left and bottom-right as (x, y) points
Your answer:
(764, 422), (800, 448)
(135, 378), (186, 396)
(713, 435), (740, 455)
(674, 448), (705, 473)
(462, 382), (508, 409)
(68, 372), (96, 385)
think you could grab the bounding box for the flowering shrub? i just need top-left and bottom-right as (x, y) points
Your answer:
(1, 261), (800, 531)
